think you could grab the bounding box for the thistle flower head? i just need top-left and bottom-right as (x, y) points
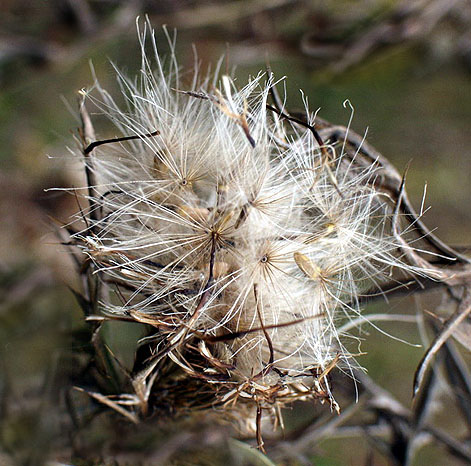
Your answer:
(68, 21), (428, 433)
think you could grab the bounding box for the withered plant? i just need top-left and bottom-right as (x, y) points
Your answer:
(57, 20), (471, 464)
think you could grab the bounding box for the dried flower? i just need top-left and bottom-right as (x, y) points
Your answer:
(65, 20), (430, 442)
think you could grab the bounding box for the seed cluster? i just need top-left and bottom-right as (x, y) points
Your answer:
(69, 24), (421, 429)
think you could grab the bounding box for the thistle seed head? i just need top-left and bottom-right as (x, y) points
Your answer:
(67, 20), (427, 431)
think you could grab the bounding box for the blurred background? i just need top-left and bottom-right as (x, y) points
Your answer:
(1, 0), (471, 465)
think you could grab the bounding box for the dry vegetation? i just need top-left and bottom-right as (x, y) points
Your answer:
(1, 1), (471, 465)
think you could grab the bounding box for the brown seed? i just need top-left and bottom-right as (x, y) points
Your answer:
(178, 205), (210, 222)
(294, 252), (322, 280)
(213, 261), (230, 279)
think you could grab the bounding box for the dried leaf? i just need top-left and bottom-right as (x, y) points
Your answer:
(413, 288), (471, 398)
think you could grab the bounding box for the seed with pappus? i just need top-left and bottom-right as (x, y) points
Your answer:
(65, 21), (429, 443)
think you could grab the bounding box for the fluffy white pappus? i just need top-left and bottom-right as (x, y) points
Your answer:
(70, 21), (426, 417)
